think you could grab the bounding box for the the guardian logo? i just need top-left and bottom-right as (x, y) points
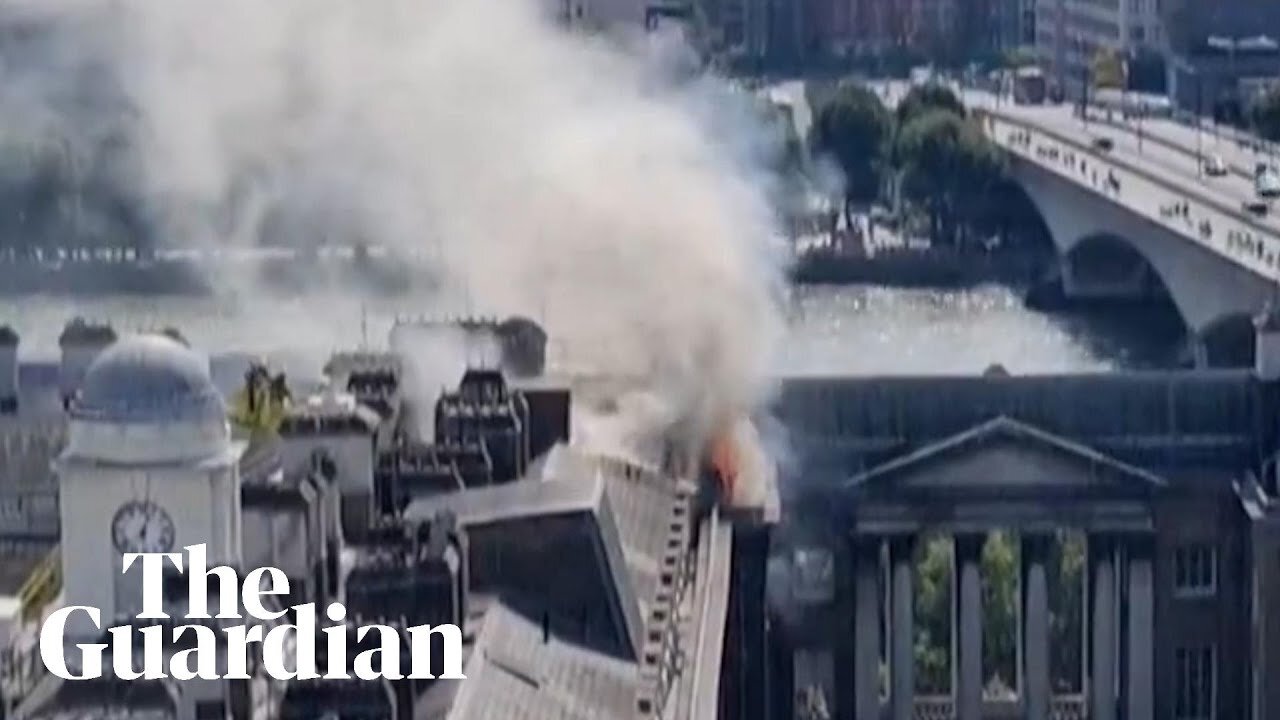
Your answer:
(38, 544), (466, 682)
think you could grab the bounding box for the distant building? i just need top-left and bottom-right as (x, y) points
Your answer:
(1162, 1), (1280, 57)
(552, 0), (696, 36)
(0, 319), (780, 719)
(998, 0), (1038, 52)
(841, 0), (917, 55)
(1161, 2), (1280, 117)
(552, 0), (647, 28)
(1034, 0), (1164, 97)
(1167, 37), (1280, 120)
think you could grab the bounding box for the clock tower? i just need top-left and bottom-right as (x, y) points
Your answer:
(56, 334), (241, 639)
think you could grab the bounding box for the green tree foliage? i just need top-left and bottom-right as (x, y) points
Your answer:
(914, 535), (952, 693)
(911, 533), (1084, 695)
(1249, 88), (1280, 143)
(1002, 47), (1039, 70)
(1091, 50), (1126, 90)
(1049, 531), (1085, 691)
(896, 83), (967, 129)
(797, 76), (1043, 254)
(809, 81), (892, 222)
(894, 109), (1005, 247)
(981, 533), (1017, 693)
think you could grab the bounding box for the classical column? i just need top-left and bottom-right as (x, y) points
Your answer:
(1126, 535), (1155, 720)
(1022, 534), (1052, 720)
(955, 533), (986, 720)
(1090, 535), (1117, 720)
(853, 536), (882, 720)
(890, 535), (916, 720)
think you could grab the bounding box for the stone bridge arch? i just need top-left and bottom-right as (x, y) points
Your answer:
(1008, 154), (1276, 346)
(1199, 312), (1257, 368)
(1060, 233), (1171, 304)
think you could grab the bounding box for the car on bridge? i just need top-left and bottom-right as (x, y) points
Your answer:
(1203, 155), (1228, 177)
(1244, 199), (1269, 216)
(1091, 136), (1114, 152)
(1256, 165), (1280, 199)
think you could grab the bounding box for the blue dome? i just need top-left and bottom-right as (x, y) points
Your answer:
(72, 334), (226, 423)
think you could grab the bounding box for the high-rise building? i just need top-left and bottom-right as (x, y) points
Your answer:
(847, 0), (909, 54)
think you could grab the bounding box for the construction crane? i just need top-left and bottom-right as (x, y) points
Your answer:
(228, 361), (291, 438)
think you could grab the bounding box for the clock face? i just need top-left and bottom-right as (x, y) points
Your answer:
(111, 500), (176, 554)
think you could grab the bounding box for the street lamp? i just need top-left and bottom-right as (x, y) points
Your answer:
(1076, 36), (1090, 127)
(1187, 65), (1204, 175)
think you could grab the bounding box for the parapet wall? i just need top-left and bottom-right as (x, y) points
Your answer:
(775, 371), (1272, 476)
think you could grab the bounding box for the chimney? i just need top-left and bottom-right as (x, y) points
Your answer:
(57, 318), (116, 406)
(278, 391), (379, 540)
(0, 325), (16, 414)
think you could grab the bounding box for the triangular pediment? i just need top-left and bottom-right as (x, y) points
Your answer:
(847, 416), (1165, 499)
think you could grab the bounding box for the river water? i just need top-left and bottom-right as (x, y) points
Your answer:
(0, 284), (1181, 374)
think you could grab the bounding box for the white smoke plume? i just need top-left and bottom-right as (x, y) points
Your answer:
(389, 322), (502, 441)
(0, 0), (788, 459)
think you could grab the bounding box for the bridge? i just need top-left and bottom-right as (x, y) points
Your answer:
(974, 96), (1280, 365)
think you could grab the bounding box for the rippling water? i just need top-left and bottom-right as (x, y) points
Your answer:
(782, 285), (1181, 375)
(0, 284), (1179, 375)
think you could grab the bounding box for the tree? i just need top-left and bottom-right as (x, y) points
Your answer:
(1002, 47), (1039, 70)
(896, 82), (967, 128)
(809, 81), (892, 226)
(761, 100), (808, 181)
(1091, 49), (1126, 90)
(1250, 88), (1280, 142)
(914, 534), (952, 694)
(894, 108), (1005, 247)
(981, 533), (1018, 693)
(1050, 532), (1085, 691)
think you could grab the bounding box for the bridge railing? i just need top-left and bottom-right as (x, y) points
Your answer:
(1081, 105), (1264, 184)
(1169, 107), (1280, 161)
(978, 108), (1280, 283)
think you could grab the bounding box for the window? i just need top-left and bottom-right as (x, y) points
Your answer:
(1173, 544), (1216, 597)
(1174, 646), (1215, 720)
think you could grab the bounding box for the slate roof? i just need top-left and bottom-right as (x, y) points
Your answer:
(778, 371), (1268, 472)
(537, 445), (697, 652)
(404, 443), (710, 718)
(423, 600), (641, 720)
(403, 464), (645, 659)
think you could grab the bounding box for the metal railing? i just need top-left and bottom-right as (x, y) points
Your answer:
(1083, 105), (1266, 183)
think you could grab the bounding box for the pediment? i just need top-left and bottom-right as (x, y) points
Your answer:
(847, 416), (1165, 500)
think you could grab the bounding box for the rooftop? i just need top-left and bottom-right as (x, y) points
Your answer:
(70, 334), (225, 425)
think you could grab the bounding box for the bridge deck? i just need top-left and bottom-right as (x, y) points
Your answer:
(981, 105), (1280, 283)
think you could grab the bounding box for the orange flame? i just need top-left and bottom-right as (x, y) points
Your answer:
(710, 429), (739, 502)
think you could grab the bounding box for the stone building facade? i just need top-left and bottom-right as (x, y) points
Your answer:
(768, 315), (1280, 720)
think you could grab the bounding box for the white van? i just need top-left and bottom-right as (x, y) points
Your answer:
(1256, 165), (1280, 198)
